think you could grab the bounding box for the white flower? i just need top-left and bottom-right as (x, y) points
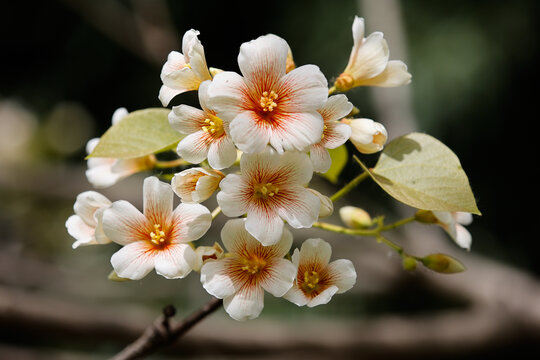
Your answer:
(334, 16), (411, 92)
(348, 118), (388, 154)
(159, 29), (212, 106)
(65, 191), (112, 249)
(309, 95), (353, 172)
(171, 167), (224, 204)
(217, 149), (320, 246)
(200, 219), (296, 321)
(168, 81), (237, 170)
(208, 34), (328, 154)
(433, 211), (473, 250)
(284, 238), (356, 307)
(102, 176), (212, 280)
(86, 108), (155, 188)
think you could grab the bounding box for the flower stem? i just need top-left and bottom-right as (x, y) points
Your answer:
(330, 171), (370, 202)
(211, 206), (221, 220)
(154, 158), (190, 169)
(328, 86), (336, 95)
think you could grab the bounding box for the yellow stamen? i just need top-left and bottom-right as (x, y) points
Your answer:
(303, 270), (320, 291)
(254, 182), (279, 198)
(260, 90), (278, 112)
(240, 255), (267, 275)
(321, 124), (328, 140)
(150, 224), (166, 245)
(201, 115), (224, 137)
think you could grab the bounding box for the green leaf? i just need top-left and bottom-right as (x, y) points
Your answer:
(357, 132), (480, 215)
(88, 108), (182, 159)
(321, 145), (348, 184)
(421, 253), (466, 274)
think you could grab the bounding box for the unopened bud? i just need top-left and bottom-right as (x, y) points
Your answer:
(414, 209), (438, 224)
(402, 256), (418, 271)
(171, 167), (224, 204)
(339, 206), (372, 229)
(349, 118), (387, 154)
(421, 253), (466, 274)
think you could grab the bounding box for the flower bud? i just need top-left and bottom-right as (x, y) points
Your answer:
(192, 242), (225, 271)
(307, 189), (334, 218)
(171, 167), (224, 203)
(339, 206), (372, 228)
(421, 253), (466, 274)
(348, 118), (387, 154)
(402, 256), (418, 271)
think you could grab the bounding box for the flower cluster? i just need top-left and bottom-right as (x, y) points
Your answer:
(67, 17), (473, 321)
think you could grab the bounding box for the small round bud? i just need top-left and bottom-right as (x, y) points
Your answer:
(402, 256), (417, 271)
(339, 206), (372, 229)
(421, 253), (466, 274)
(349, 118), (388, 154)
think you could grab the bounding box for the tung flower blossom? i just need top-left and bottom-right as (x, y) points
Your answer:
(334, 16), (411, 92)
(86, 108), (155, 188)
(65, 191), (111, 249)
(102, 176), (212, 280)
(217, 149), (320, 246)
(309, 94), (353, 173)
(171, 167), (224, 203)
(433, 211), (473, 250)
(208, 34), (328, 154)
(169, 81), (237, 169)
(159, 29), (212, 106)
(284, 238), (356, 307)
(200, 219), (296, 321)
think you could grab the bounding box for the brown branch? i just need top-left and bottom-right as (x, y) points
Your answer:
(111, 297), (223, 360)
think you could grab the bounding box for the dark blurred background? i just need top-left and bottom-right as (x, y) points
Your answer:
(1, 0), (539, 359)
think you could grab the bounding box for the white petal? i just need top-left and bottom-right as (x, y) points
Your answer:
(220, 218), (250, 253)
(66, 215), (96, 249)
(347, 32), (389, 82)
(276, 186), (320, 229)
(238, 34), (287, 87)
(216, 174), (248, 217)
(159, 85), (183, 107)
(110, 241), (155, 280)
(223, 286), (265, 321)
(143, 176), (173, 218)
(162, 67), (203, 91)
(454, 225), (472, 251)
(351, 17), (365, 52)
(182, 30), (200, 59)
(307, 189), (333, 218)
(229, 111), (271, 154)
(197, 80), (213, 113)
(160, 51), (188, 79)
(171, 203), (211, 242)
(102, 200), (147, 245)
(187, 41), (212, 83)
(298, 238), (332, 266)
(154, 243), (196, 279)
(283, 286), (309, 307)
(85, 159), (124, 188)
(207, 136), (237, 170)
(93, 207), (111, 244)
(276, 64), (328, 113)
(455, 212), (473, 226)
(309, 144), (332, 173)
(260, 258), (296, 297)
(207, 71), (249, 122)
(245, 209), (284, 246)
(192, 171), (222, 202)
(307, 286), (339, 307)
(319, 94), (353, 123)
(268, 111), (324, 153)
(74, 191), (111, 226)
(327, 259), (357, 293)
(322, 122), (352, 149)
(268, 227), (294, 258)
(176, 132), (210, 164)
(276, 150), (313, 185)
(239, 148), (280, 177)
(169, 104), (206, 135)
(200, 258), (238, 298)
(85, 137), (100, 155)
(359, 60), (412, 87)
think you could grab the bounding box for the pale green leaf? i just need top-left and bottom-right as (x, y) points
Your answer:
(88, 108), (182, 159)
(358, 132), (480, 215)
(321, 145), (348, 184)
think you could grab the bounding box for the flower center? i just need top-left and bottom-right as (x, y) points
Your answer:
(201, 115), (224, 137)
(240, 255), (267, 275)
(150, 224), (167, 245)
(253, 182), (279, 198)
(321, 124), (328, 140)
(303, 270), (320, 292)
(372, 132), (385, 146)
(259, 91), (278, 112)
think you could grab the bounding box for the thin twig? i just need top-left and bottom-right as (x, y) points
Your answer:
(111, 297), (223, 360)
